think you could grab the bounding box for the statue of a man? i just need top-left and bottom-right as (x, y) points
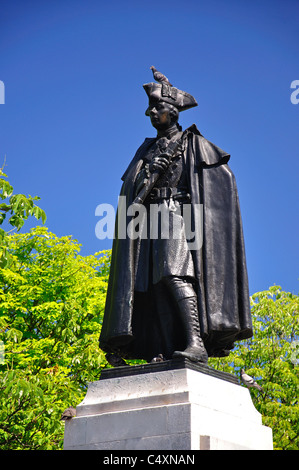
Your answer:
(99, 70), (253, 364)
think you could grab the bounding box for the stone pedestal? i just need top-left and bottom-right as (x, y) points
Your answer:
(63, 359), (273, 450)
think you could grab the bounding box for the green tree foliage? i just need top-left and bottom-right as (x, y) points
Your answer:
(0, 167), (46, 268)
(0, 227), (110, 449)
(209, 286), (299, 450)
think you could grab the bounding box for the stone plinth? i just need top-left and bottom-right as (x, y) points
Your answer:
(63, 359), (273, 450)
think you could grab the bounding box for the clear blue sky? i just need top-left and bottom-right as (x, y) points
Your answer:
(0, 0), (298, 295)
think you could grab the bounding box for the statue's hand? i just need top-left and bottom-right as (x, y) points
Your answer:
(149, 155), (169, 174)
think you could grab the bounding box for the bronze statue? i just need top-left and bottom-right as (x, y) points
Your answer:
(99, 67), (253, 365)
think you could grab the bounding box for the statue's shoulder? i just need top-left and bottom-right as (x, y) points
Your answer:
(184, 124), (230, 167)
(121, 137), (156, 181)
(139, 137), (156, 150)
(184, 123), (203, 138)
(184, 124), (208, 147)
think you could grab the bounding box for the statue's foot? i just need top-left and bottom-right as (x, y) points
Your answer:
(173, 345), (208, 364)
(105, 352), (127, 367)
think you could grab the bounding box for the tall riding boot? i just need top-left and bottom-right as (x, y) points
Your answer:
(173, 296), (208, 363)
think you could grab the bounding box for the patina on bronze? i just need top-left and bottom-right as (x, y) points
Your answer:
(99, 68), (253, 364)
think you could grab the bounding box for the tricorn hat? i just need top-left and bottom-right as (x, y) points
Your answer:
(143, 82), (198, 116)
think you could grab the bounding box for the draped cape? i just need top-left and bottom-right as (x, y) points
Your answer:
(99, 125), (253, 360)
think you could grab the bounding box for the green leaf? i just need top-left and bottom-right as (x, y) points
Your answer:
(8, 214), (25, 230)
(40, 209), (47, 224)
(6, 328), (23, 343)
(32, 206), (46, 223)
(0, 179), (13, 198)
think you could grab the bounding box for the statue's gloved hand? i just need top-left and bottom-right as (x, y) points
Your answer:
(149, 155), (169, 174)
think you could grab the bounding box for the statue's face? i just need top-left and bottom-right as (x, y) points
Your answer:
(148, 101), (175, 130)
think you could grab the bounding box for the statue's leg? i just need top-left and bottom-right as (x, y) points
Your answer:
(163, 276), (208, 363)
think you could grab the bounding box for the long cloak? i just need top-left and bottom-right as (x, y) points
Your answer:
(99, 125), (253, 360)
